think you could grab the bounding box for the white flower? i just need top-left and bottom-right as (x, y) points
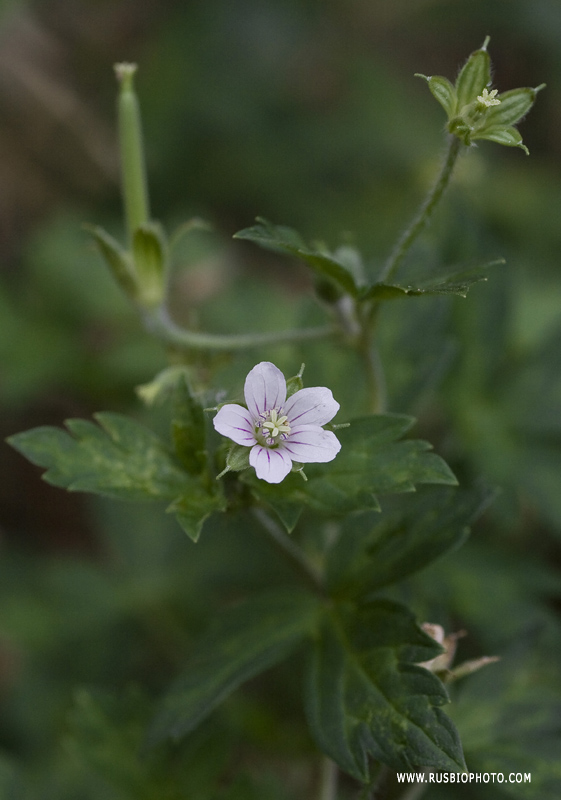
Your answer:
(213, 361), (341, 484)
(477, 87), (501, 108)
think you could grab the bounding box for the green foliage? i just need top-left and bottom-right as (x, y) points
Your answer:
(305, 600), (465, 781)
(326, 484), (493, 600)
(147, 589), (322, 746)
(248, 414), (457, 530)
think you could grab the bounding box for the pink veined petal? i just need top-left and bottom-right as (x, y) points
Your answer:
(213, 404), (257, 446)
(282, 424), (341, 463)
(249, 444), (293, 483)
(284, 387), (340, 427)
(244, 362), (287, 419)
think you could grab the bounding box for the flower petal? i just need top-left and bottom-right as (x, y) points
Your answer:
(244, 362), (287, 419)
(213, 404), (256, 446)
(283, 425), (341, 463)
(250, 444), (292, 483)
(284, 387), (340, 426)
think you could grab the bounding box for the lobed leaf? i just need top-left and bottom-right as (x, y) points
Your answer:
(249, 414), (457, 528)
(167, 483), (226, 542)
(234, 218), (360, 296)
(305, 600), (466, 781)
(326, 484), (495, 599)
(360, 259), (501, 302)
(147, 589), (322, 746)
(7, 412), (188, 501)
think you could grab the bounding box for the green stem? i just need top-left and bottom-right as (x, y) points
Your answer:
(319, 758), (339, 800)
(115, 63), (150, 243)
(252, 507), (324, 596)
(360, 334), (387, 414)
(379, 135), (462, 283)
(143, 305), (336, 352)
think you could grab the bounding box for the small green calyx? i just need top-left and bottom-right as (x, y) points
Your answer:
(418, 37), (543, 154)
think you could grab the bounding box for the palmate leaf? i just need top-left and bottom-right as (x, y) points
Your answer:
(327, 484), (495, 599)
(147, 589), (322, 747)
(7, 412), (188, 501)
(306, 600), (466, 781)
(249, 414), (457, 528)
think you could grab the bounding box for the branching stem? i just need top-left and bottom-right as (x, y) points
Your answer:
(251, 507), (324, 596)
(143, 305), (336, 352)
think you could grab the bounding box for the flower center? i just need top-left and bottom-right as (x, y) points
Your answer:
(256, 408), (291, 447)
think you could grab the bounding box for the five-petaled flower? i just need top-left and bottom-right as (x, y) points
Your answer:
(213, 361), (341, 484)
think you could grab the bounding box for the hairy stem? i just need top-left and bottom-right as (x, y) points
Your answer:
(379, 135), (462, 283)
(252, 507), (324, 596)
(143, 305), (336, 352)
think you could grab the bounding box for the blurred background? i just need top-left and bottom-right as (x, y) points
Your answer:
(1, 0), (561, 797)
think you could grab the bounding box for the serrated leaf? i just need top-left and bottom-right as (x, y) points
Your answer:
(171, 375), (207, 474)
(247, 415), (457, 522)
(327, 484), (494, 599)
(167, 483), (226, 542)
(234, 218), (359, 296)
(147, 589), (321, 746)
(455, 41), (491, 110)
(360, 259), (501, 302)
(7, 413), (188, 501)
(305, 601), (465, 780)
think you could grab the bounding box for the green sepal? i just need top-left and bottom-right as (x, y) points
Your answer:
(482, 86), (544, 129)
(132, 222), (167, 308)
(146, 589), (322, 746)
(225, 443), (251, 473)
(305, 600), (466, 780)
(455, 37), (491, 111)
(171, 374), (207, 475)
(7, 413), (188, 501)
(416, 74), (457, 119)
(85, 224), (138, 300)
(234, 218), (360, 296)
(167, 483), (226, 542)
(474, 126), (528, 154)
(286, 365), (305, 398)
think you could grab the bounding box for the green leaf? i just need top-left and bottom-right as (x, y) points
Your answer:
(416, 74), (457, 119)
(450, 639), (561, 798)
(171, 374), (207, 475)
(483, 86), (544, 129)
(7, 413), (188, 501)
(85, 223), (138, 299)
(326, 484), (495, 599)
(167, 482), (226, 542)
(455, 39), (491, 110)
(132, 222), (167, 307)
(247, 415), (457, 527)
(305, 600), (466, 780)
(147, 589), (322, 746)
(360, 259), (502, 302)
(234, 218), (359, 296)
